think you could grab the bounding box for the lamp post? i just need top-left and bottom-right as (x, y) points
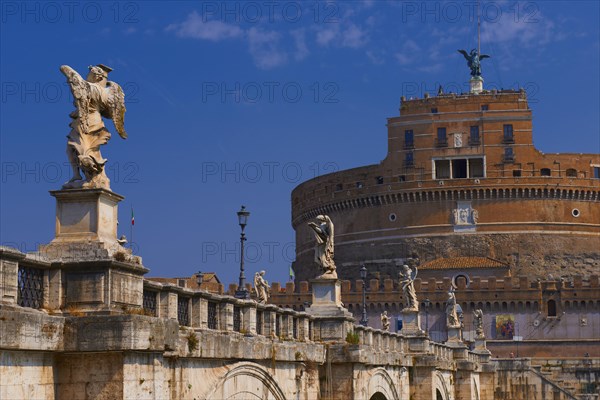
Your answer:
(424, 298), (431, 333)
(196, 271), (204, 290)
(235, 205), (250, 299)
(360, 265), (368, 326)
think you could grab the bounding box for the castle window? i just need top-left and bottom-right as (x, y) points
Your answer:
(404, 130), (414, 148)
(566, 168), (577, 177)
(431, 107), (438, 114)
(435, 160), (451, 179)
(398, 175), (406, 182)
(547, 299), (557, 317)
(513, 169), (522, 177)
(436, 127), (447, 147)
(376, 176), (384, 184)
(335, 183), (343, 191)
(481, 104), (489, 111)
(404, 152), (414, 167)
(452, 159), (467, 178)
(503, 147), (514, 163)
(356, 182), (363, 188)
(541, 168), (551, 177)
(469, 158), (484, 178)
(469, 126), (480, 145)
(503, 124), (514, 143)
(593, 167), (600, 179)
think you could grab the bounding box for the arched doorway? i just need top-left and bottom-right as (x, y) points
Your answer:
(436, 388), (444, 400)
(370, 392), (387, 400)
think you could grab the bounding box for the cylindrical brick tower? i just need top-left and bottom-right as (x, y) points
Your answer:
(292, 90), (600, 282)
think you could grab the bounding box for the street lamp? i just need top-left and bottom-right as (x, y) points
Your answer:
(235, 205), (250, 299)
(424, 298), (431, 333)
(360, 265), (368, 326)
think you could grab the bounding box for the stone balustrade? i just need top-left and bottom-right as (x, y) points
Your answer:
(142, 280), (314, 341)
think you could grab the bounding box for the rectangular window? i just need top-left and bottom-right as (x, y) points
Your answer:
(504, 147), (514, 162)
(481, 104), (489, 111)
(469, 158), (485, 178)
(452, 159), (468, 178)
(513, 169), (522, 177)
(503, 124), (514, 143)
(437, 127), (447, 147)
(469, 126), (480, 145)
(435, 160), (451, 179)
(405, 152), (414, 167)
(404, 130), (414, 148)
(431, 107), (438, 114)
(376, 176), (384, 184)
(594, 167), (600, 179)
(207, 301), (218, 329)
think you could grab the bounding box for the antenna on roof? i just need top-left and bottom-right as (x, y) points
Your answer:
(477, 0), (481, 56)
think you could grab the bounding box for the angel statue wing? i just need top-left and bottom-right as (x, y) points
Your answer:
(103, 81), (128, 139)
(411, 265), (418, 281)
(479, 54), (491, 60)
(457, 49), (470, 61)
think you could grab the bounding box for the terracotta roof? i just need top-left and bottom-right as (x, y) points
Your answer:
(420, 257), (508, 270)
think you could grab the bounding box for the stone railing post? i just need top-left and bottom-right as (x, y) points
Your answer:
(220, 302), (234, 331)
(300, 316), (310, 341)
(192, 296), (207, 328)
(0, 248), (22, 305)
(264, 306), (277, 338)
(160, 290), (178, 320)
(242, 302), (257, 334)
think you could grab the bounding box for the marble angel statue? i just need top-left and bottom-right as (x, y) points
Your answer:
(60, 64), (127, 190)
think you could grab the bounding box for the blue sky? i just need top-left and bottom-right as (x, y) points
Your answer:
(1, 1), (599, 285)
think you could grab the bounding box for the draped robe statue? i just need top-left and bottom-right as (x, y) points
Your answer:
(253, 270), (270, 304)
(60, 64), (127, 190)
(308, 215), (337, 279)
(446, 287), (461, 328)
(399, 264), (419, 311)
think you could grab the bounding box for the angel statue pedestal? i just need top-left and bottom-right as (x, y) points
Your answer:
(40, 188), (128, 260)
(401, 309), (423, 335)
(305, 278), (354, 342)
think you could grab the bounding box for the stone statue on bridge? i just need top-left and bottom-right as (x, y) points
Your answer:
(381, 311), (390, 331)
(473, 308), (485, 338)
(253, 270), (270, 304)
(308, 215), (337, 279)
(399, 264), (418, 311)
(446, 287), (461, 328)
(60, 64), (128, 190)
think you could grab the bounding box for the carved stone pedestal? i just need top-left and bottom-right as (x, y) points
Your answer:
(470, 76), (483, 94)
(37, 188), (145, 314)
(401, 309), (424, 336)
(474, 336), (491, 354)
(305, 278), (354, 342)
(40, 189), (133, 261)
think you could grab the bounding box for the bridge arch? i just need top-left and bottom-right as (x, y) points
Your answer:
(204, 361), (287, 400)
(433, 371), (451, 400)
(366, 368), (400, 400)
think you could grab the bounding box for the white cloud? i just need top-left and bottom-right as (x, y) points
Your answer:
(342, 24), (369, 48)
(247, 28), (288, 69)
(166, 11), (243, 41)
(291, 29), (309, 61)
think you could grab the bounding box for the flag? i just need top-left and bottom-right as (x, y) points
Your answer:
(289, 265), (295, 281)
(131, 207), (135, 226)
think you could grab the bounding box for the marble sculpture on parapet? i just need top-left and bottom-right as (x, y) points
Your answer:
(473, 308), (485, 338)
(60, 64), (128, 190)
(446, 287), (461, 328)
(308, 215), (337, 279)
(381, 311), (390, 331)
(399, 263), (419, 312)
(254, 270), (270, 304)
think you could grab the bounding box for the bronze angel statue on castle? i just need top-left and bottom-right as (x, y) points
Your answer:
(60, 64), (127, 190)
(458, 49), (490, 78)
